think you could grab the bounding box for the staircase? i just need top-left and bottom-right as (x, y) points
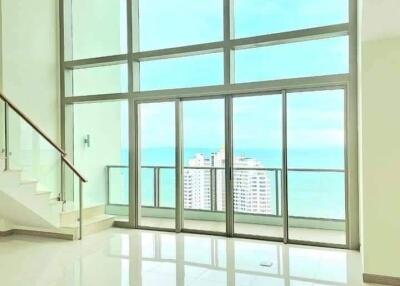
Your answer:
(0, 158), (114, 239)
(0, 93), (114, 239)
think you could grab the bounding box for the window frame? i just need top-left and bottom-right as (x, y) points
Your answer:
(59, 0), (359, 250)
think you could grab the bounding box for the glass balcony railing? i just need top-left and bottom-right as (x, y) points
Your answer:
(106, 165), (345, 221)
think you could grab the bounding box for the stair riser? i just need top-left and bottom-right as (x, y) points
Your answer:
(64, 217), (114, 240)
(1, 181), (60, 227)
(81, 218), (114, 238)
(19, 183), (39, 194)
(60, 205), (106, 225)
(0, 172), (22, 189)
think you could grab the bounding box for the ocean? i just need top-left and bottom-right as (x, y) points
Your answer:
(114, 147), (345, 220)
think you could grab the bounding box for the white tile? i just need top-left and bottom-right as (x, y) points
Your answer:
(0, 228), (365, 286)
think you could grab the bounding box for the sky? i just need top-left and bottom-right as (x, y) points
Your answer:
(139, 90), (345, 150)
(72, 0), (348, 158)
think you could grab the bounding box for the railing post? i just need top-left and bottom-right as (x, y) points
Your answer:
(3, 102), (9, 171)
(60, 155), (65, 206)
(154, 167), (160, 208)
(210, 168), (217, 212)
(79, 179), (83, 240)
(275, 169), (280, 216)
(106, 166), (110, 206)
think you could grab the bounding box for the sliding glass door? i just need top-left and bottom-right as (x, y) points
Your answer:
(137, 101), (176, 229)
(232, 94), (283, 239)
(287, 89), (346, 245)
(133, 88), (347, 246)
(182, 98), (226, 233)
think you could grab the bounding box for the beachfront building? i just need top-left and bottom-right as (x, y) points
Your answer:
(184, 151), (272, 214)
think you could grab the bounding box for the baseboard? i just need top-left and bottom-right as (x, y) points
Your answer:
(364, 273), (400, 285)
(0, 228), (73, 240)
(13, 229), (74, 240)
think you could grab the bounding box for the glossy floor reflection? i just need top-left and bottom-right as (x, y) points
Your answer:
(140, 217), (346, 245)
(0, 228), (368, 286)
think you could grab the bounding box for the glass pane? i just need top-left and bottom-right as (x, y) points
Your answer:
(287, 89), (346, 245)
(235, 36), (349, 83)
(140, 53), (223, 91)
(72, 64), (128, 97)
(138, 102), (176, 229)
(71, 0), (127, 59)
(73, 100), (129, 221)
(234, 0), (349, 39)
(139, 0), (223, 51)
(8, 110), (60, 197)
(141, 167), (154, 206)
(233, 94), (283, 238)
(108, 166), (129, 205)
(183, 99), (226, 232)
(159, 168), (176, 208)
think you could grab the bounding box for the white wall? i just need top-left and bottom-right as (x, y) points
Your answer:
(73, 101), (127, 207)
(0, 0), (60, 140)
(0, 0), (60, 223)
(360, 36), (400, 278)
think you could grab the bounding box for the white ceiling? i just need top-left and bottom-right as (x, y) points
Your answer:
(362, 0), (400, 41)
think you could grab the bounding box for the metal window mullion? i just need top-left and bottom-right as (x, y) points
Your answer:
(223, 0), (234, 238)
(175, 100), (183, 232)
(59, 0), (74, 205)
(127, 0), (138, 229)
(223, 0), (233, 85)
(225, 96), (234, 236)
(133, 101), (141, 228)
(282, 90), (289, 243)
(346, 0), (359, 250)
(130, 74), (349, 102)
(63, 24), (349, 69)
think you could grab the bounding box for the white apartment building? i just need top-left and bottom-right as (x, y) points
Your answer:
(184, 150), (272, 214)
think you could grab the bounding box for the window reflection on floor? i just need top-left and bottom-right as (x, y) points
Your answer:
(107, 230), (359, 286)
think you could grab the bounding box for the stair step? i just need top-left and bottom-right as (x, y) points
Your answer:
(61, 214), (114, 228)
(60, 204), (105, 225)
(3, 169), (23, 173)
(0, 170), (22, 186)
(0, 166), (62, 229)
(20, 180), (38, 185)
(61, 214), (114, 238)
(35, 191), (52, 196)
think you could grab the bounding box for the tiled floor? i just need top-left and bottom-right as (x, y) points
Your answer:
(0, 228), (370, 286)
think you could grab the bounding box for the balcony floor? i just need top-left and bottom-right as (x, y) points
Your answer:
(139, 217), (346, 245)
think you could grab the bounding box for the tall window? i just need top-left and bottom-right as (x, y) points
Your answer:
(61, 0), (356, 247)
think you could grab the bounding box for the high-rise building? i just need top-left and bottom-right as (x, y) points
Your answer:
(184, 150), (272, 214)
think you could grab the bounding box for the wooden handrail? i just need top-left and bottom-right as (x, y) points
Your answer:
(0, 93), (65, 155)
(0, 92), (87, 183)
(62, 157), (88, 183)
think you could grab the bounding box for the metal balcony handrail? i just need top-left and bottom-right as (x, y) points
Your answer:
(112, 164), (345, 173)
(106, 165), (345, 219)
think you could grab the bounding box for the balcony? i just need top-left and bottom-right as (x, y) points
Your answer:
(106, 165), (346, 245)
